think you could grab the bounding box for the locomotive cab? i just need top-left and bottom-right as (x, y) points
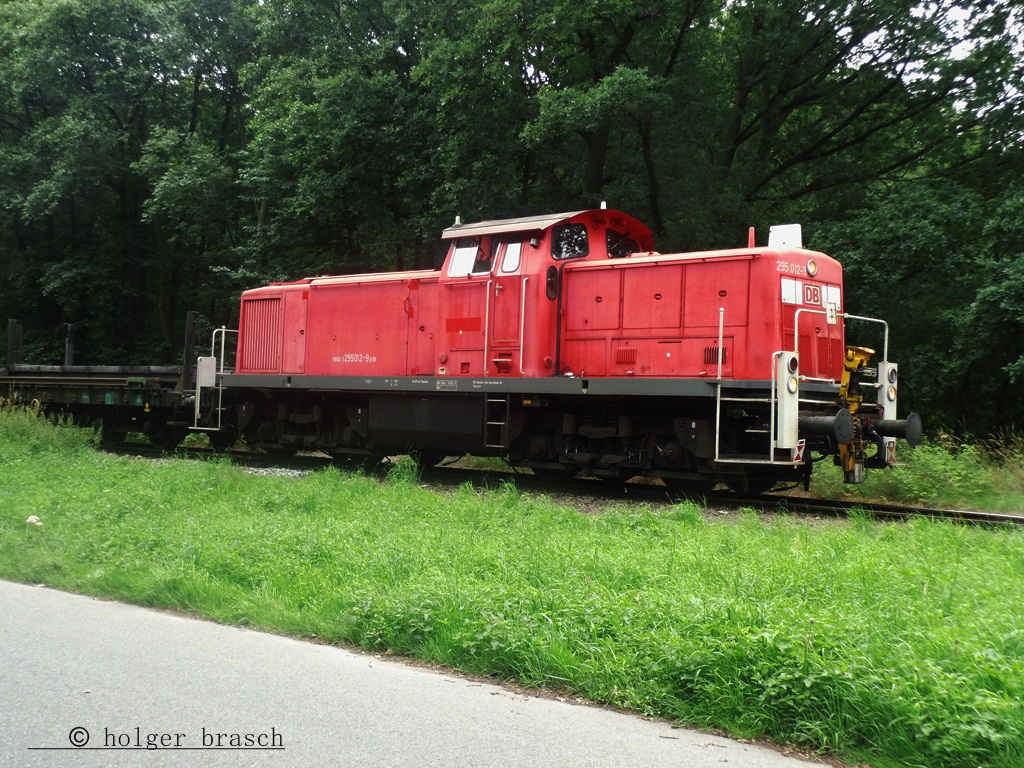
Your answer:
(437, 210), (654, 378)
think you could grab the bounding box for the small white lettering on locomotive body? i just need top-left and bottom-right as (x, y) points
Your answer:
(776, 260), (807, 277)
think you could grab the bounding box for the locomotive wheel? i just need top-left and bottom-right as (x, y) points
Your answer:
(724, 474), (778, 496)
(207, 429), (238, 452)
(99, 425), (127, 448)
(146, 425), (188, 452)
(411, 450), (446, 469)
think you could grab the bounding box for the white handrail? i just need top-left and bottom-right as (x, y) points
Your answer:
(717, 307), (725, 381)
(844, 313), (890, 360)
(193, 327), (238, 432)
(484, 280), (492, 375)
(211, 327), (238, 374)
(793, 308), (890, 361)
(519, 277), (528, 375)
(714, 308), (725, 460)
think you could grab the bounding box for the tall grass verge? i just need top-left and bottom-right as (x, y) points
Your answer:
(2, 409), (1023, 767)
(812, 436), (1024, 512)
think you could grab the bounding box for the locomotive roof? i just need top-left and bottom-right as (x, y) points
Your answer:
(442, 208), (655, 250)
(442, 211), (587, 239)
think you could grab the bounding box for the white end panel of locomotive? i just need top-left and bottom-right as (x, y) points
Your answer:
(878, 361), (898, 465)
(776, 352), (800, 449)
(780, 278), (841, 310)
(197, 356), (218, 388)
(194, 356), (218, 426)
(768, 224), (803, 248)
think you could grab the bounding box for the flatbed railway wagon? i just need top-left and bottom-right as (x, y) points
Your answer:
(2, 319), (194, 450)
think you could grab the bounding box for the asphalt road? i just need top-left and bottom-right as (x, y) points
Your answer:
(0, 580), (828, 767)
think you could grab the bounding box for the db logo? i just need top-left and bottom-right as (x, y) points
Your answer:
(803, 285), (821, 306)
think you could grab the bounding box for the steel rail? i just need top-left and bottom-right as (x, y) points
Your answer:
(751, 493), (1024, 527)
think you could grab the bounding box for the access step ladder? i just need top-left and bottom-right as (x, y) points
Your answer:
(484, 395), (510, 449)
(713, 383), (783, 465)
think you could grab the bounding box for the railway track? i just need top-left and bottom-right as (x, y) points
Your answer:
(725, 492), (1024, 527)
(547, 476), (1024, 527)
(106, 442), (1023, 527)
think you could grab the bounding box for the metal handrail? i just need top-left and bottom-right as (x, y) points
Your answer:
(193, 327), (238, 432)
(519, 277), (528, 375)
(793, 308), (889, 362)
(211, 327), (238, 374)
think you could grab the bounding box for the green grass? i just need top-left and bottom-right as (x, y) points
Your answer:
(812, 437), (1024, 513)
(2, 409), (1024, 768)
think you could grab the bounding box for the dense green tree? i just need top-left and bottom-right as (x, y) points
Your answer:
(951, 185), (1024, 432)
(0, 0), (252, 361)
(0, 0), (171, 360)
(133, 0), (256, 338)
(665, 0), (1022, 245)
(0, 0), (1021, 435)
(240, 0), (446, 277)
(814, 181), (984, 428)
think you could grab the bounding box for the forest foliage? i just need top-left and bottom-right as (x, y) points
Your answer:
(0, 0), (1021, 434)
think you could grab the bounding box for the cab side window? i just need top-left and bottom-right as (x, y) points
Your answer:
(606, 229), (639, 258)
(551, 224), (589, 260)
(500, 241), (522, 273)
(448, 237), (494, 276)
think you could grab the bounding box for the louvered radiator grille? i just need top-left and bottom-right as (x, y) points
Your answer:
(239, 298), (281, 372)
(615, 346), (638, 365)
(704, 345), (726, 366)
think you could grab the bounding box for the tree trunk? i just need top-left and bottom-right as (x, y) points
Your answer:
(638, 119), (665, 236)
(581, 122), (612, 196)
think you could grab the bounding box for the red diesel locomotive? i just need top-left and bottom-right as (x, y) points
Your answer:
(188, 207), (920, 492)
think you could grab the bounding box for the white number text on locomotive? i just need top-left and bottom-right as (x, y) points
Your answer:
(333, 353), (379, 364)
(776, 260), (808, 277)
